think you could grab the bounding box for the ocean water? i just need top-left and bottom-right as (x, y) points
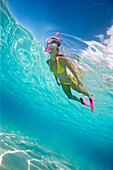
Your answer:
(1, 0), (113, 169)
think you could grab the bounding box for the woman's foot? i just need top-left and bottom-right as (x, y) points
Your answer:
(80, 98), (89, 107)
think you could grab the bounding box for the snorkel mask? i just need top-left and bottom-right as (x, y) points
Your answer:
(45, 32), (62, 53)
(45, 43), (57, 53)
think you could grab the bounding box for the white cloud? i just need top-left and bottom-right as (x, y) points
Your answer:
(81, 25), (113, 70)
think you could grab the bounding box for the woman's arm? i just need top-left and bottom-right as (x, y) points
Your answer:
(46, 59), (50, 65)
(62, 58), (83, 86)
(54, 74), (61, 86)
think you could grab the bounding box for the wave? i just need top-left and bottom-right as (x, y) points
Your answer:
(1, 0), (113, 169)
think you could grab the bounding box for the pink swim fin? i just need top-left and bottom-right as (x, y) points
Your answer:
(80, 98), (90, 107)
(89, 98), (94, 113)
(80, 97), (94, 113)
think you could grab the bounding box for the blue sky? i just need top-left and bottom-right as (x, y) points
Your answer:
(5, 0), (113, 41)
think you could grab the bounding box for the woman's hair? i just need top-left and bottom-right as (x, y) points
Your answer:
(47, 40), (61, 47)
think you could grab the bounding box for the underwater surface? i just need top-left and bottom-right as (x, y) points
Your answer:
(1, 0), (113, 169)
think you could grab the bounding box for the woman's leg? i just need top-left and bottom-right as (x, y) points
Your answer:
(71, 81), (90, 97)
(61, 83), (81, 103)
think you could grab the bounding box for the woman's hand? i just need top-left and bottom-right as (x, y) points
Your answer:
(78, 80), (83, 86)
(54, 74), (61, 86)
(57, 79), (61, 86)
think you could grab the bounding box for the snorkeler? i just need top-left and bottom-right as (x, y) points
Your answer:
(45, 33), (94, 112)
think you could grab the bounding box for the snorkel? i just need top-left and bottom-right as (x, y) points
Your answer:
(47, 32), (61, 43)
(45, 32), (62, 53)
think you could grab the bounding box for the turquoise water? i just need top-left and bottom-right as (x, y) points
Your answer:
(1, 0), (113, 169)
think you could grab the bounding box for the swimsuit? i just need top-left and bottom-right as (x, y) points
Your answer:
(60, 73), (77, 85)
(49, 57), (77, 85)
(49, 57), (65, 73)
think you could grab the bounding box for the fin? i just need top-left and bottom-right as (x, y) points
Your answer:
(89, 98), (94, 113)
(80, 98), (89, 107)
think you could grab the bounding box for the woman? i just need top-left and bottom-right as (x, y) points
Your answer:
(45, 39), (94, 112)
